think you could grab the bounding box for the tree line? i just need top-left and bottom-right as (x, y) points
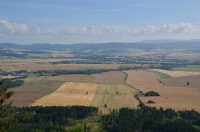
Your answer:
(0, 78), (24, 88)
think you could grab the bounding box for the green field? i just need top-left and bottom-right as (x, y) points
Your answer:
(174, 65), (200, 71)
(139, 69), (171, 78)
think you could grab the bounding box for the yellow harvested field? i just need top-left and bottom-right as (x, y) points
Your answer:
(125, 70), (200, 112)
(91, 84), (138, 114)
(32, 82), (97, 106)
(92, 71), (126, 84)
(150, 69), (200, 77)
(31, 79), (138, 113)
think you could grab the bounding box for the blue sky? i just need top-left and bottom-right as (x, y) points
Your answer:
(0, 0), (200, 44)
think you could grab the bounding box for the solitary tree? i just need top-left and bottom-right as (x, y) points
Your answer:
(0, 80), (17, 131)
(187, 81), (190, 86)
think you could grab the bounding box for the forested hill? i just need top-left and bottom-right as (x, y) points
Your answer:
(1, 40), (200, 51)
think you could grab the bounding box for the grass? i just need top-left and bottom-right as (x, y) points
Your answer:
(65, 116), (102, 132)
(139, 69), (171, 78)
(176, 65), (200, 70)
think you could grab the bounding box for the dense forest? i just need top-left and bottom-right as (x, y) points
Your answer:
(4, 106), (200, 131)
(8, 106), (98, 131)
(101, 107), (200, 132)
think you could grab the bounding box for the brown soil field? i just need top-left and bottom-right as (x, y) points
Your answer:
(92, 71), (127, 84)
(32, 71), (127, 84)
(125, 70), (200, 112)
(91, 83), (138, 114)
(32, 82), (97, 106)
(150, 69), (200, 77)
(0, 63), (143, 72)
(37, 75), (94, 83)
(10, 77), (65, 106)
(125, 70), (160, 92)
(162, 75), (200, 89)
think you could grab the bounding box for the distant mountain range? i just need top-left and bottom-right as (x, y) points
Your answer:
(0, 40), (200, 51)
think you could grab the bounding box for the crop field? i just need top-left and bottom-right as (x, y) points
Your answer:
(11, 71), (135, 111)
(10, 68), (200, 113)
(92, 71), (127, 84)
(31, 82), (138, 114)
(162, 75), (200, 89)
(125, 70), (161, 92)
(150, 69), (200, 77)
(125, 70), (200, 112)
(36, 71), (126, 84)
(10, 77), (65, 106)
(141, 69), (171, 78)
(91, 84), (138, 114)
(32, 82), (98, 106)
(173, 65), (200, 71)
(10, 75), (94, 106)
(29, 71), (137, 113)
(40, 75), (94, 83)
(0, 60), (142, 72)
(10, 71), (137, 113)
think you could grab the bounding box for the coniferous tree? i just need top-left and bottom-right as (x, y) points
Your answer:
(0, 79), (17, 131)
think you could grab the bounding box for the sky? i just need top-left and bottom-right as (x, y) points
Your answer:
(0, 0), (200, 44)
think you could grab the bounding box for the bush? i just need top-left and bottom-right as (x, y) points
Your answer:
(147, 100), (155, 104)
(144, 91), (160, 96)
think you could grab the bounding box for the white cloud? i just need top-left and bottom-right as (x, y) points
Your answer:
(0, 20), (29, 34)
(161, 23), (199, 33)
(1, 19), (200, 43)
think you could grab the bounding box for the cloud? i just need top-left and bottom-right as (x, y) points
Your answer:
(0, 20), (29, 34)
(1, 19), (200, 43)
(1, 19), (200, 36)
(161, 23), (199, 33)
